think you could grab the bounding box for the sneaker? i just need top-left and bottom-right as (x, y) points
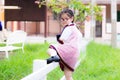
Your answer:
(47, 56), (60, 64)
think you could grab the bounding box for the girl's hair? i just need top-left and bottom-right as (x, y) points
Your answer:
(59, 8), (74, 22)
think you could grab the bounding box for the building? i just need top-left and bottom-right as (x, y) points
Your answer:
(83, 0), (120, 41)
(0, 0), (120, 41)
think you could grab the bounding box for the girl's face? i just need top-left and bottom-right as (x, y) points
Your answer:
(60, 13), (73, 27)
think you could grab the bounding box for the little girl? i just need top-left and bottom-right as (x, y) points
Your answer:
(46, 9), (82, 80)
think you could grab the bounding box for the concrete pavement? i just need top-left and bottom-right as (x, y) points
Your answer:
(25, 35), (120, 48)
(25, 35), (57, 43)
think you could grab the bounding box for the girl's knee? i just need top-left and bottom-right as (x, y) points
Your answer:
(47, 48), (51, 53)
(47, 48), (57, 56)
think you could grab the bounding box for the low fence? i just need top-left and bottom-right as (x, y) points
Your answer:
(21, 60), (58, 80)
(21, 39), (90, 80)
(21, 59), (81, 80)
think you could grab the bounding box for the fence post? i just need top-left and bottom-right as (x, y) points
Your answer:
(33, 59), (47, 80)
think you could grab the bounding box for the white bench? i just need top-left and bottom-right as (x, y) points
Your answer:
(0, 30), (27, 58)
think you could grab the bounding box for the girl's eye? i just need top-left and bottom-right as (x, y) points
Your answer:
(61, 18), (70, 21)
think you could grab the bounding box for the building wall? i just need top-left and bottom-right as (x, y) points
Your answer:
(47, 10), (61, 36)
(5, 9), (61, 36)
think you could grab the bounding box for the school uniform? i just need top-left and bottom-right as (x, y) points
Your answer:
(49, 23), (82, 71)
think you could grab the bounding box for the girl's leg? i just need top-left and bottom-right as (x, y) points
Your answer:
(46, 48), (60, 64)
(64, 66), (73, 80)
(47, 48), (57, 56)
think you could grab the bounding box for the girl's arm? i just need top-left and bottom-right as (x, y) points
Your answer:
(59, 27), (72, 43)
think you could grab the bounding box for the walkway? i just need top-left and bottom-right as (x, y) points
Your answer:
(25, 35), (92, 45)
(26, 36), (120, 48)
(95, 38), (120, 48)
(25, 35), (56, 43)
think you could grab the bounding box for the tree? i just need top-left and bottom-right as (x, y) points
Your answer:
(36, 0), (102, 20)
(35, 0), (102, 35)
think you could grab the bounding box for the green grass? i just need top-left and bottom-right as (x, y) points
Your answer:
(73, 41), (120, 80)
(0, 41), (120, 80)
(0, 43), (49, 80)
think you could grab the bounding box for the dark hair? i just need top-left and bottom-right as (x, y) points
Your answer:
(59, 9), (74, 22)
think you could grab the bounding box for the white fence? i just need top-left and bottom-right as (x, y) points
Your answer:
(21, 60), (58, 80)
(21, 59), (81, 80)
(21, 39), (90, 80)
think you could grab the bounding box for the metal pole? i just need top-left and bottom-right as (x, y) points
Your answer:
(111, 0), (117, 48)
(91, 0), (96, 40)
(44, 6), (47, 43)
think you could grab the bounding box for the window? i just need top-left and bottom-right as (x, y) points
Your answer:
(117, 11), (120, 21)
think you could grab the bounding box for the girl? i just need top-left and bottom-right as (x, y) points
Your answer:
(47, 9), (82, 80)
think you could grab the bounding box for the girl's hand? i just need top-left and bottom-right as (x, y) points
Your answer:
(56, 34), (64, 44)
(56, 34), (61, 41)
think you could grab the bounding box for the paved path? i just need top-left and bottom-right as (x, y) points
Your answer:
(25, 36), (120, 48)
(25, 35), (90, 44)
(25, 36), (56, 44)
(25, 36), (91, 50)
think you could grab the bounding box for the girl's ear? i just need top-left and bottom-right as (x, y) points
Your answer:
(71, 17), (74, 22)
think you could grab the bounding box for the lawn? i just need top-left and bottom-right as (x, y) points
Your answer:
(0, 41), (120, 80)
(0, 43), (49, 80)
(75, 41), (120, 80)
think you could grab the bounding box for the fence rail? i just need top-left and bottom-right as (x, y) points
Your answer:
(21, 60), (58, 80)
(21, 59), (81, 80)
